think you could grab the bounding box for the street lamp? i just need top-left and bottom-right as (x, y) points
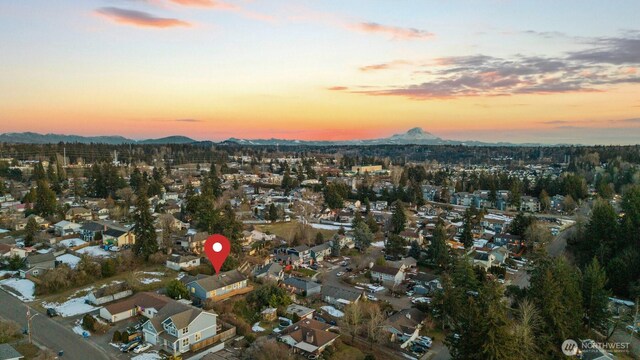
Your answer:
(26, 306), (39, 344)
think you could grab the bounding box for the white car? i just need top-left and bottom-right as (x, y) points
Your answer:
(336, 272), (345, 277)
(133, 343), (152, 354)
(411, 297), (431, 304)
(366, 294), (378, 301)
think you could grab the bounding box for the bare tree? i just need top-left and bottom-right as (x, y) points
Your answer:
(243, 338), (294, 360)
(341, 302), (364, 342)
(364, 303), (387, 349)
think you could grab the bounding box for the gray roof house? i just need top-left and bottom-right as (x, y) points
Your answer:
(252, 263), (284, 282)
(186, 270), (252, 304)
(20, 252), (56, 277)
(0, 344), (23, 360)
(321, 285), (362, 308)
(282, 276), (321, 297)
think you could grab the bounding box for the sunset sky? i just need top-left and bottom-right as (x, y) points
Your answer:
(1, 0), (639, 144)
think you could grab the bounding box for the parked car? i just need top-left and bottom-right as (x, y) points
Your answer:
(345, 267), (353, 272)
(411, 297), (431, 304)
(133, 343), (152, 354)
(406, 291), (414, 297)
(120, 341), (141, 353)
(336, 272), (345, 277)
(47, 308), (58, 317)
(314, 316), (327, 323)
(411, 345), (426, 354)
(340, 261), (348, 266)
(415, 339), (432, 348)
(627, 325), (639, 333)
(366, 294), (378, 301)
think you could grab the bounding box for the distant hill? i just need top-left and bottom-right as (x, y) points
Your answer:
(0, 132), (196, 145)
(0, 128), (545, 146)
(221, 127), (514, 146)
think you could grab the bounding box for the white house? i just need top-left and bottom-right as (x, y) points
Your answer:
(370, 265), (405, 286)
(165, 254), (201, 271)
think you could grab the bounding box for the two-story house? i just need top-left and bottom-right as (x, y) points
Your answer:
(103, 228), (136, 247)
(52, 220), (82, 237)
(310, 243), (332, 262)
(252, 263), (284, 282)
(142, 301), (220, 355)
(370, 265), (405, 286)
(186, 270), (252, 304)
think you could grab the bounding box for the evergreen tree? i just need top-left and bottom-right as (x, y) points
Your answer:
(33, 180), (57, 217)
(352, 211), (364, 228)
(582, 257), (610, 331)
(384, 234), (407, 258)
(24, 216), (39, 247)
(33, 162), (46, 181)
(353, 222), (373, 252)
(460, 208), (474, 249)
(408, 240), (421, 260)
(267, 203), (279, 222)
(133, 191), (158, 260)
(208, 163), (223, 198)
(366, 212), (379, 233)
(331, 236), (341, 257)
(130, 167), (143, 191)
(166, 279), (189, 300)
(428, 219), (450, 268)
(390, 201), (407, 234)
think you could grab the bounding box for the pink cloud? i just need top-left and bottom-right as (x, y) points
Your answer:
(168, 0), (236, 10)
(349, 22), (434, 40)
(96, 7), (190, 28)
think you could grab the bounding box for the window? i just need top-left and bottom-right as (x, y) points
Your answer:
(195, 332), (202, 342)
(182, 327), (189, 335)
(191, 287), (195, 294)
(182, 338), (189, 347)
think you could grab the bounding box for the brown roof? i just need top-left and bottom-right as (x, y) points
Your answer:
(0, 243), (12, 254)
(370, 264), (401, 276)
(280, 319), (338, 348)
(104, 292), (170, 315)
(188, 269), (246, 292)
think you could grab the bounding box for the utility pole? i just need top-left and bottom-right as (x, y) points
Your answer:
(63, 147), (66, 167)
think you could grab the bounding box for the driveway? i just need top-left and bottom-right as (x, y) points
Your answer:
(0, 289), (112, 360)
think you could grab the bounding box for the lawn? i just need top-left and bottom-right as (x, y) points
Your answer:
(255, 221), (338, 243)
(292, 268), (317, 278)
(33, 265), (180, 312)
(328, 341), (365, 360)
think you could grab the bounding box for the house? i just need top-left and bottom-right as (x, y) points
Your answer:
(310, 243), (332, 262)
(370, 265), (405, 286)
(99, 292), (171, 323)
(399, 230), (424, 246)
(166, 255), (201, 271)
(493, 233), (522, 247)
(186, 270), (252, 304)
(103, 228), (136, 247)
(0, 344), (24, 360)
(286, 304), (315, 320)
(388, 256), (417, 270)
(321, 285), (362, 309)
(282, 276), (322, 297)
(472, 252), (495, 270)
(20, 252), (56, 277)
(87, 284), (133, 306)
(180, 232), (208, 254)
(490, 246), (509, 265)
(261, 307), (278, 322)
(252, 262), (284, 282)
(53, 220), (81, 237)
(278, 318), (339, 355)
(288, 245), (312, 263)
(65, 207), (93, 221)
(14, 215), (48, 231)
(384, 308), (426, 348)
(579, 339), (614, 360)
(142, 300), (230, 355)
(520, 196), (540, 213)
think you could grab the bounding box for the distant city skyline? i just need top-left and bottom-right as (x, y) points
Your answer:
(1, 1), (639, 144)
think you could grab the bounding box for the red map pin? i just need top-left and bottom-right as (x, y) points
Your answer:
(204, 234), (231, 274)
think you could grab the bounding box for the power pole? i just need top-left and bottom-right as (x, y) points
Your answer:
(26, 306), (32, 344)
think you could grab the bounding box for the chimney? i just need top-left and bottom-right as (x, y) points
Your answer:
(305, 330), (314, 344)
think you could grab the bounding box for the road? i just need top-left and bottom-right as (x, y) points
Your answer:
(0, 289), (112, 360)
(511, 224), (576, 289)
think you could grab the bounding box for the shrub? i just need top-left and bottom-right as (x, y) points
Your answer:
(112, 330), (121, 343)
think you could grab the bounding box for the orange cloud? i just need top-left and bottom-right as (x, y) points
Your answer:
(168, 0), (236, 10)
(327, 86), (348, 91)
(96, 7), (190, 28)
(349, 22), (434, 40)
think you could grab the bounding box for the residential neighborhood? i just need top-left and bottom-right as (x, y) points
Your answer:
(0, 144), (638, 360)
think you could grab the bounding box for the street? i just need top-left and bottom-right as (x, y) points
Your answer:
(0, 289), (112, 360)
